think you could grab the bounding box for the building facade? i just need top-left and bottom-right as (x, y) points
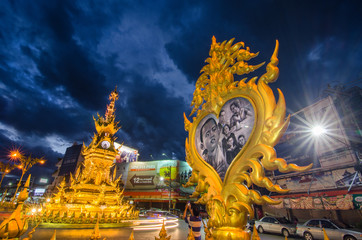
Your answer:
(263, 86), (362, 226)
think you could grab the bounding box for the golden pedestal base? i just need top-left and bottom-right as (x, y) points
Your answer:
(213, 227), (251, 240)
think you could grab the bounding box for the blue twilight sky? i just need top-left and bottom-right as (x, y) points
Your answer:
(0, 0), (361, 179)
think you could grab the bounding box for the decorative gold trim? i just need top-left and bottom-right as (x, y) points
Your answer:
(184, 37), (312, 239)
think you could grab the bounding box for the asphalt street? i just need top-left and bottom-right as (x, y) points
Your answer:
(27, 220), (300, 240)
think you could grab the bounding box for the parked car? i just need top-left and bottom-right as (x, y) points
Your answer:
(296, 219), (362, 240)
(255, 216), (296, 237)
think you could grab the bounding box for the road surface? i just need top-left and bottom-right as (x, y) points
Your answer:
(27, 220), (300, 240)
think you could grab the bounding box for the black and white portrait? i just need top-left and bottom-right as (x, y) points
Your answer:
(195, 97), (255, 180)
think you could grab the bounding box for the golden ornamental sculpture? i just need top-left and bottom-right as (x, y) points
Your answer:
(251, 225), (260, 240)
(128, 230), (135, 240)
(89, 220), (101, 240)
(155, 220), (171, 240)
(50, 230), (56, 240)
(202, 219), (213, 240)
(184, 36), (312, 240)
(323, 228), (330, 240)
(10, 153), (45, 204)
(186, 228), (195, 240)
(42, 87), (139, 225)
(0, 175), (31, 240)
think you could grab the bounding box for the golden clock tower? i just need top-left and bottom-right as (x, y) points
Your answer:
(79, 87), (120, 186)
(43, 87), (139, 224)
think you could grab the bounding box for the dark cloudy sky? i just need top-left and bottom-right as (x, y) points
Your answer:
(0, 0), (361, 179)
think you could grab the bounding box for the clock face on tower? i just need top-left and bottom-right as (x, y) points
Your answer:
(101, 140), (111, 149)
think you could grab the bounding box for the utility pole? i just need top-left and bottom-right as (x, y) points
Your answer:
(169, 165), (171, 212)
(162, 153), (172, 212)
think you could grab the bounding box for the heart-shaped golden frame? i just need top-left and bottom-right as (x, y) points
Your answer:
(184, 37), (312, 240)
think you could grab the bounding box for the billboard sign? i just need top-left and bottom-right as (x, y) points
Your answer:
(125, 162), (157, 190)
(129, 175), (155, 187)
(114, 143), (139, 163)
(34, 188), (46, 196)
(117, 160), (193, 193)
(39, 178), (48, 184)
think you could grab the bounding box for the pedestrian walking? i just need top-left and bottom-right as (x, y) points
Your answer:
(184, 202), (202, 240)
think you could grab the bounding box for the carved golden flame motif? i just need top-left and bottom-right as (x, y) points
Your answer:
(184, 37), (312, 239)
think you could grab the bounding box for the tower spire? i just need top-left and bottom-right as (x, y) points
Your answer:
(105, 86), (119, 122)
(85, 87), (121, 154)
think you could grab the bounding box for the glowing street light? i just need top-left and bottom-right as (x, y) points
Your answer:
(0, 162), (16, 188)
(311, 125), (327, 136)
(9, 151), (46, 203)
(310, 124), (350, 146)
(8, 148), (23, 161)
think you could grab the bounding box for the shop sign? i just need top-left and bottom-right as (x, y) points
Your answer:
(129, 175), (154, 187)
(353, 194), (362, 209)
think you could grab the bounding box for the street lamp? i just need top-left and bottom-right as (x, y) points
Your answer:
(0, 162), (16, 188)
(310, 124), (354, 147)
(168, 165), (172, 212)
(163, 166), (173, 212)
(311, 125), (327, 137)
(9, 151), (45, 203)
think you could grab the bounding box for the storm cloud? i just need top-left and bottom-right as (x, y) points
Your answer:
(0, 0), (361, 179)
